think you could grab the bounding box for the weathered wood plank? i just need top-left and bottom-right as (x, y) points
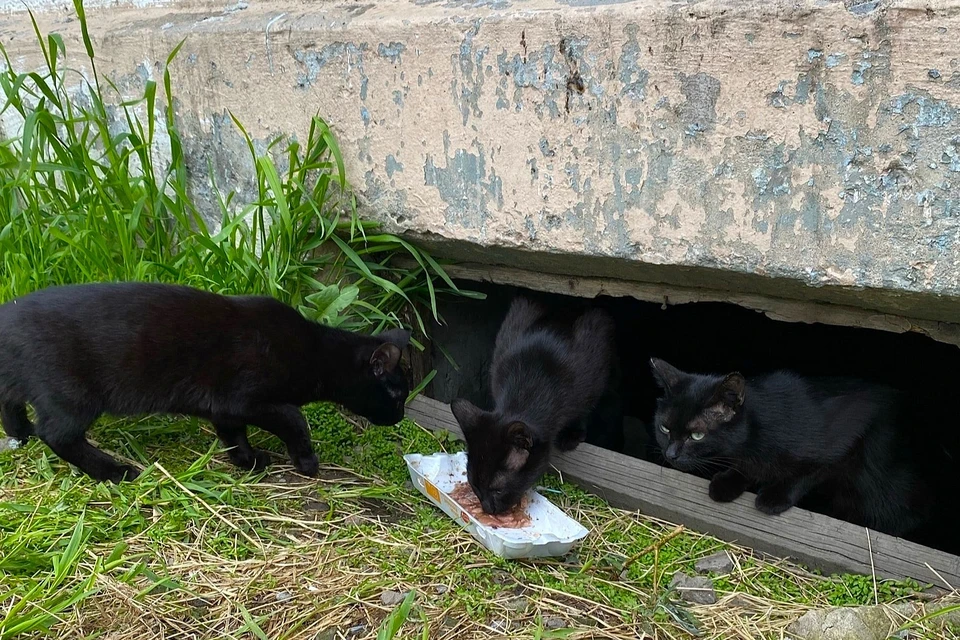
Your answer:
(407, 395), (960, 588)
(420, 260), (960, 349)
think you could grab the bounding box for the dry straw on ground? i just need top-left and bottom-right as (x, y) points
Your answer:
(2, 413), (958, 640)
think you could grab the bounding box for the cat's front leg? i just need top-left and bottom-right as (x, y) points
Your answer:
(251, 405), (319, 477)
(755, 474), (819, 515)
(556, 422), (587, 451)
(754, 483), (796, 515)
(212, 417), (272, 472)
(709, 468), (749, 503)
(34, 406), (139, 482)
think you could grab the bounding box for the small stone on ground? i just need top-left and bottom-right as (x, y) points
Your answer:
(346, 624), (366, 637)
(695, 550), (734, 575)
(669, 572), (717, 605)
(787, 604), (917, 640)
(503, 596), (527, 612)
(302, 499), (329, 512)
(380, 590), (407, 606)
(542, 616), (566, 630)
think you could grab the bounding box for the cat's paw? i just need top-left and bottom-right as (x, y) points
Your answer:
(228, 448), (272, 472)
(251, 450), (273, 471)
(754, 487), (795, 515)
(557, 428), (586, 451)
(103, 464), (140, 483)
(293, 453), (319, 477)
(709, 470), (747, 503)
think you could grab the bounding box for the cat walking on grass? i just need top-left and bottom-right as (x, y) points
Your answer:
(0, 282), (410, 482)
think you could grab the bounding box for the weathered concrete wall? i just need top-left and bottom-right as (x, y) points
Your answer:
(4, 0), (960, 323)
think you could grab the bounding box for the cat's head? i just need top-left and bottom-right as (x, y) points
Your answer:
(339, 328), (411, 425)
(649, 358), (746, 471)
(451, 399), (550, 515)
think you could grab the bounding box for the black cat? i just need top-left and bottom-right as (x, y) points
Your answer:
(0, 282), (410, 482)
(450, 297), (618, 515)
(649, 358), (936, 537)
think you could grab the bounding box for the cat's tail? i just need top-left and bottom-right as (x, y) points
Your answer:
(0, 402), (33, 442)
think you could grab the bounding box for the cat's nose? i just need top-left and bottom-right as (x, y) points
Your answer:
(664, 442), (680, 460)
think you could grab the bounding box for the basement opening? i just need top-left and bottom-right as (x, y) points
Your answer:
(421, 275), (960, 560)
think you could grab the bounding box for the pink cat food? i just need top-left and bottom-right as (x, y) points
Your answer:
(450, 482), (531, 529)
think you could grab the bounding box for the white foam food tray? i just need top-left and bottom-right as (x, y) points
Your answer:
(403, 452), (589, 559)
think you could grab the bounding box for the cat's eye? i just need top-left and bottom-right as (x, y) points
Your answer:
(690, 432), (705, 441)
(659, 424), (669, 434)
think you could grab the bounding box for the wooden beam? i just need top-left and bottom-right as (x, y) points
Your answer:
(427, 261), (960, 349)
(406, 395), (960, 588)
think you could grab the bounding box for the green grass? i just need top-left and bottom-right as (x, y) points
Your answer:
(0, 2), (956, 639)
(0, 0), (479, 337)
(2, 408), (949, 639)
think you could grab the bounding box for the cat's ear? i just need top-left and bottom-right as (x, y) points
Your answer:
(451, 398), (482, 434)
(711, 372), (746, 410)
(505, 422), (533, 470)
(370, 343), (402, 377)
(650, 358), (683, 394)
(379, 328), (411, 349)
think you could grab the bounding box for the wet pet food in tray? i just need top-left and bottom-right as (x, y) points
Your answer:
(404, 452), (589, 559)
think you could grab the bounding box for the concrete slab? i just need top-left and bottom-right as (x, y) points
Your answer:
(4, 0), (960, 323)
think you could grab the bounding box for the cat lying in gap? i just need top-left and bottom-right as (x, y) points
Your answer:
(648, 358), (936, 538)
(0, 282), (410, 482)
(450, 296), (620, 515)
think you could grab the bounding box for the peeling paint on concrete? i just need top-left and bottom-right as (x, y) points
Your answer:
(293, 42), (368, 90)
(423, 133), (503, 229)
(377, 42), (406, 64)
(10, 0), (960, 323)
(385, 154), (404, 177)
(453, 20), (488, 126)
(618, 25), (648, 100)
(678, 72), (721, 137)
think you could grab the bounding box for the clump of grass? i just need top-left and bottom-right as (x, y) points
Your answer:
(0, 0), (478, 336)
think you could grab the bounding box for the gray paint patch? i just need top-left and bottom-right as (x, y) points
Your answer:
(423, 134), (503, 229)
(847, 1), (879, 15)
(496, 44), (563, 118)
(619, 25), (649, 100)
(293, 42), (368, 90)
(678, 72), (721, 136)
(453, 20), (488, 126)
(377, 42), (407, 64)
(825, 53), (846, 68)
(889, 92), (958, 127)
(385, 154), (404, 177)
(557, 0), (635, 5)
(415, 0), (510, 7)
(851, 60), (872, 85)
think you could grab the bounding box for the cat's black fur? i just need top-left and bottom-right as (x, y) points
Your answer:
(0, 282), (410, 482)
(451, 297), (618, 515)
(649, 358), (937, 538)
